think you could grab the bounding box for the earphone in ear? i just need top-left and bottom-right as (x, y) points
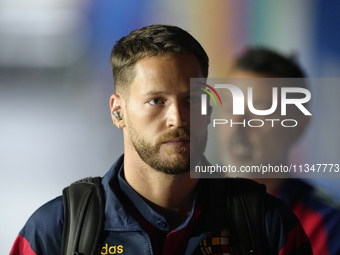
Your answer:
(113, 110), (122, 120)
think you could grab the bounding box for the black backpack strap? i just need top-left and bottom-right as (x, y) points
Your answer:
(225, 178), (269, 255)
(61, 177), (105, 255)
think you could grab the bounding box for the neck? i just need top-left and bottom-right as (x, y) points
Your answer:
(252, 159), (290, 195)
(253, 178), (286, 195)
(123, 147), (199, 229)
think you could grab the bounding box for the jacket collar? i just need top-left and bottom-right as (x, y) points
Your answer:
(101, 154), (207, 231)
(102, 154), (142, 230)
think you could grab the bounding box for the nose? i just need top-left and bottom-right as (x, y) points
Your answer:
(166, 101), (188, 128)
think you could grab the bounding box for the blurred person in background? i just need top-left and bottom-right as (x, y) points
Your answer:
(219, 47), (340, 255)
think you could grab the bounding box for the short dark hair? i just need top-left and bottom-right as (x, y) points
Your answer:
(110, 24), (209, 94)
(234, 47), (309, 113)
(234, 47), (305, 78)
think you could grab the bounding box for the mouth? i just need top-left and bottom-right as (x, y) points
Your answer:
(157, 128), (190, 149)
(229, 143), (252, 159)
(163, 138), (190, 147)
(228, 134), (253, 160)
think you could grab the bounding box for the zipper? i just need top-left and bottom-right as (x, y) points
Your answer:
(104, 228), (154, 255)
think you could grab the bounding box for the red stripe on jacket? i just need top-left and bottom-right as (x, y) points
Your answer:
(279, 221), (311, 255)
(10, 235), (37, 255)
(291, 201), (329, 255)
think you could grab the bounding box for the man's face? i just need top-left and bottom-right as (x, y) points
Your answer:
(218, 70), (303, 170)
(123, 53), (207, 174)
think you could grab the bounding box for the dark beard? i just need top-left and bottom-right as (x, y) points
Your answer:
(130, 127), (191, 175)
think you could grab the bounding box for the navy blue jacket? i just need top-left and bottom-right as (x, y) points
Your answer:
(10, 155), (312, 255)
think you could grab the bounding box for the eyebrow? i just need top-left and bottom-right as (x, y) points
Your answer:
(144, 91), (168, 96)
(143, 88), (199, 96)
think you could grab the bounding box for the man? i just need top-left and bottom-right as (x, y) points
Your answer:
(10, 25), (312, 255)
(220, 47), (340, 255)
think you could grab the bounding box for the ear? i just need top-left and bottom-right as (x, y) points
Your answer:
(110, 94), (125, 129)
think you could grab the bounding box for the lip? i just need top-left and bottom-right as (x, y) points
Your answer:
(163, 138), (190, 148)
(164, 138), (190, 143)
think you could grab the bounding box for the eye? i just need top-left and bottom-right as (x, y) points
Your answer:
(186, 95), (200, 104)
(148, 98), (165, 105)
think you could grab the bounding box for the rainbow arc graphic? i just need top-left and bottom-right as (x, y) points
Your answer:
(197, 82), (222, 106)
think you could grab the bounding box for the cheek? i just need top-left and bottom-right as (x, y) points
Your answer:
(192, 124), (207, 141)
(128, 104), (162, 126)
(218, 127), (232, 142)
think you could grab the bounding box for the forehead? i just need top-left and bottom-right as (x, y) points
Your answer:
(129, 53), (204, 94)
(227, 70), (279, 99)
